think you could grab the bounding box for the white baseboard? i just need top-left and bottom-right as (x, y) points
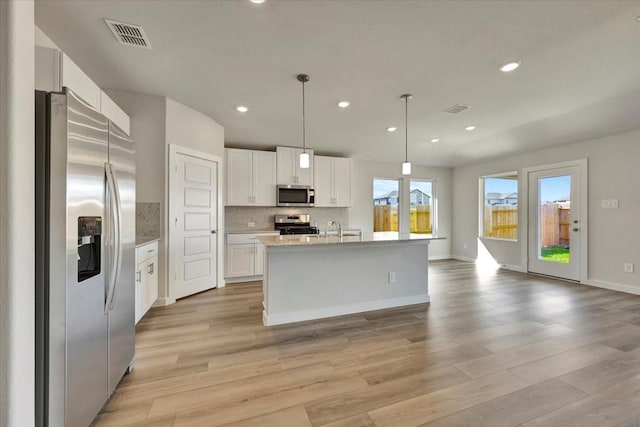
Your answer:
(451, 255), (476, 263)
(429, 254), (452, 261)
(153, 297), (175, 307)
(225, 275), (263, 284)
(501, 264), (526, 273)
(585, 279), (640, 296)
(263, 294), (431, 326)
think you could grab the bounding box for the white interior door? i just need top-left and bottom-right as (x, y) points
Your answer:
(173, 152), (218, 299)
(528, 165), (582, 281)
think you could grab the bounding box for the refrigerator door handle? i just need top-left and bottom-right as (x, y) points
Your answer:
(105, 163), (122, 313)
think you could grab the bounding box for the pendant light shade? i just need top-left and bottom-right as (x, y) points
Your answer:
(402, 161), (411, 175)
(401, 94), (412, 176)
(297, 74), (310, 169)
(299, 151), (310, 169)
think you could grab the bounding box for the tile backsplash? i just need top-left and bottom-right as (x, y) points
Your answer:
(225, 206), (349, 231)
(136, 202), (161, 238)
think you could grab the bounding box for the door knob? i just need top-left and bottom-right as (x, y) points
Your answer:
(211, 230), (217, 234)
(573, 228), (579, 232)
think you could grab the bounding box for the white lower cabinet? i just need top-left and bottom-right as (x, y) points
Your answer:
(226, 232), (279, 279)
(135, 241), (159, 324)
(226, 243), (255, 277)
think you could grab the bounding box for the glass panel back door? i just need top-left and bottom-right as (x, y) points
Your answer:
(528, 166), (581, 281)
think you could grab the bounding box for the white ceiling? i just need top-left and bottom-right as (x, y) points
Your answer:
(35, 0), (640, 167)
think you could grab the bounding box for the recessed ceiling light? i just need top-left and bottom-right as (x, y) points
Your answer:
(387, 127), (398, 132)
(499, 61), (521, 72)
(429, 138), (440, 143)
(249, 0), (265, 4)
(236, 106), (249, 113)
(337, 101), (351, 108)
(465, 125), (476, 131)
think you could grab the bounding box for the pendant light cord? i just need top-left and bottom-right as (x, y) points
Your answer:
(302, 80), (306, 154)
(404, 95), (408, 162)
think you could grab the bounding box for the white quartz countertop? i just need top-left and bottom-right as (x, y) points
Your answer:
(226, 229), (279, 234)
(136, 236), (160, 247)
(257, 232), (445, 247)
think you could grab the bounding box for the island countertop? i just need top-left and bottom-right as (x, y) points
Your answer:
(257, 232), (445, 248)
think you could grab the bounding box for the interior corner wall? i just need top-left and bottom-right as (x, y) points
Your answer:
(0, 1), (35, 425)
(350, 160), (453, 259)
(106, 90), (170, 303)
(35, 24), (59, 49)
(165, 97), (225, 159)
(164, 98), (225, 299)
(452, 128), (640, 290)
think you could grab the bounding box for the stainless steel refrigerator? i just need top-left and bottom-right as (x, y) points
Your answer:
(35, 88), (136, 427)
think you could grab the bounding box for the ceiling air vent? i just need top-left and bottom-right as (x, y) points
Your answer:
(105, 19), (151, 49)
(444, 104), (471, 114)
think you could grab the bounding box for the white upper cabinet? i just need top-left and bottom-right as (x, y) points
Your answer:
(226, 148), (276, 206)
(313, 155), (352, 207)
(333, 157), (353, 207)
(35, 47), (130, 134)
(35, 46), (62, 93)
(252, 150), (277, 205)
(61, 54), (102, 111)
(276, 146), (314, 186)
(100, 91), (130, 135)
(313, 156), (332, 206)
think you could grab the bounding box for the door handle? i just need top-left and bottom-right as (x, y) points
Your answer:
(211, 230), (217, 234)
(573, 228), (579, 232)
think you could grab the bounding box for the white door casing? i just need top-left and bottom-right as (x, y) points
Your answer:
(169, 145), (223, 300)
(524, 160), (587, 282)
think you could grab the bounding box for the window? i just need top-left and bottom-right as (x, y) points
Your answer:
(373, 178), (399, 231)
(410, 179), (434, 234)
(482, 173), (518, 240)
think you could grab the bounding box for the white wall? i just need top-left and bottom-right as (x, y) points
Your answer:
(452, 129), (640, 291)
(166, 98), (225, 159)
(350, 160), (453, 259)
(109, 92), (225, 304)
(35, 24), (59, 49)
(107, 90), (166, 202)
(0, 1), (35, 425)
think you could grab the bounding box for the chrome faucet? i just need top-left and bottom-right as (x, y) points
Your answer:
(329, 220), (342, 238)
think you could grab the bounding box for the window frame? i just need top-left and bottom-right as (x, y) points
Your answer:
(372, 177), (400, 232)
(409, 178), (436, 236)
(480, 171), (519, 242)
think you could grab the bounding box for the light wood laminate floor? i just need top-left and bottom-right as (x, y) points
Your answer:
(96, 261), (640, 426)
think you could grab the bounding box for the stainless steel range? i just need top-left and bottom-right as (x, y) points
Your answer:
(274, 214), (320, 235)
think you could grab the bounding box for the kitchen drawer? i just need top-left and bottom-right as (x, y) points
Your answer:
(227, 232), (279, 245)
(136, 241), (159, 263)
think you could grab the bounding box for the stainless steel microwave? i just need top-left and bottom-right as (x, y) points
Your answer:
(277, 185), (315, 207)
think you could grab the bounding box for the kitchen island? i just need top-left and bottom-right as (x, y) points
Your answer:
(257, 232), (443, 326)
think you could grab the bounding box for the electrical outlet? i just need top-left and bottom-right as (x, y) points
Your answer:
(388, 272), (396, 283)
(624, 263), (634, 273)
(602, 199), (619, 209)
(327, 221), (333, 226)
(247, 222), (255, 228)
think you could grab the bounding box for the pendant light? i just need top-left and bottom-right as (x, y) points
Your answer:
(401, 94), (412, 175)
(297, 74), (310, 169)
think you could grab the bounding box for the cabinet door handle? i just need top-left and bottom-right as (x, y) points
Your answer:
(136, 270), (141, 282)
(148, 263), (154, 275)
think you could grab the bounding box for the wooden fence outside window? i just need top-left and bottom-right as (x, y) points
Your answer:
(483, 204), (570, 247)
(373, 205), (431, 233)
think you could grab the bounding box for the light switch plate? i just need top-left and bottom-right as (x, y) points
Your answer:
(624, 263), (634, 273)
(602, 199), (619, 209)
(248, 222), (255, 228)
